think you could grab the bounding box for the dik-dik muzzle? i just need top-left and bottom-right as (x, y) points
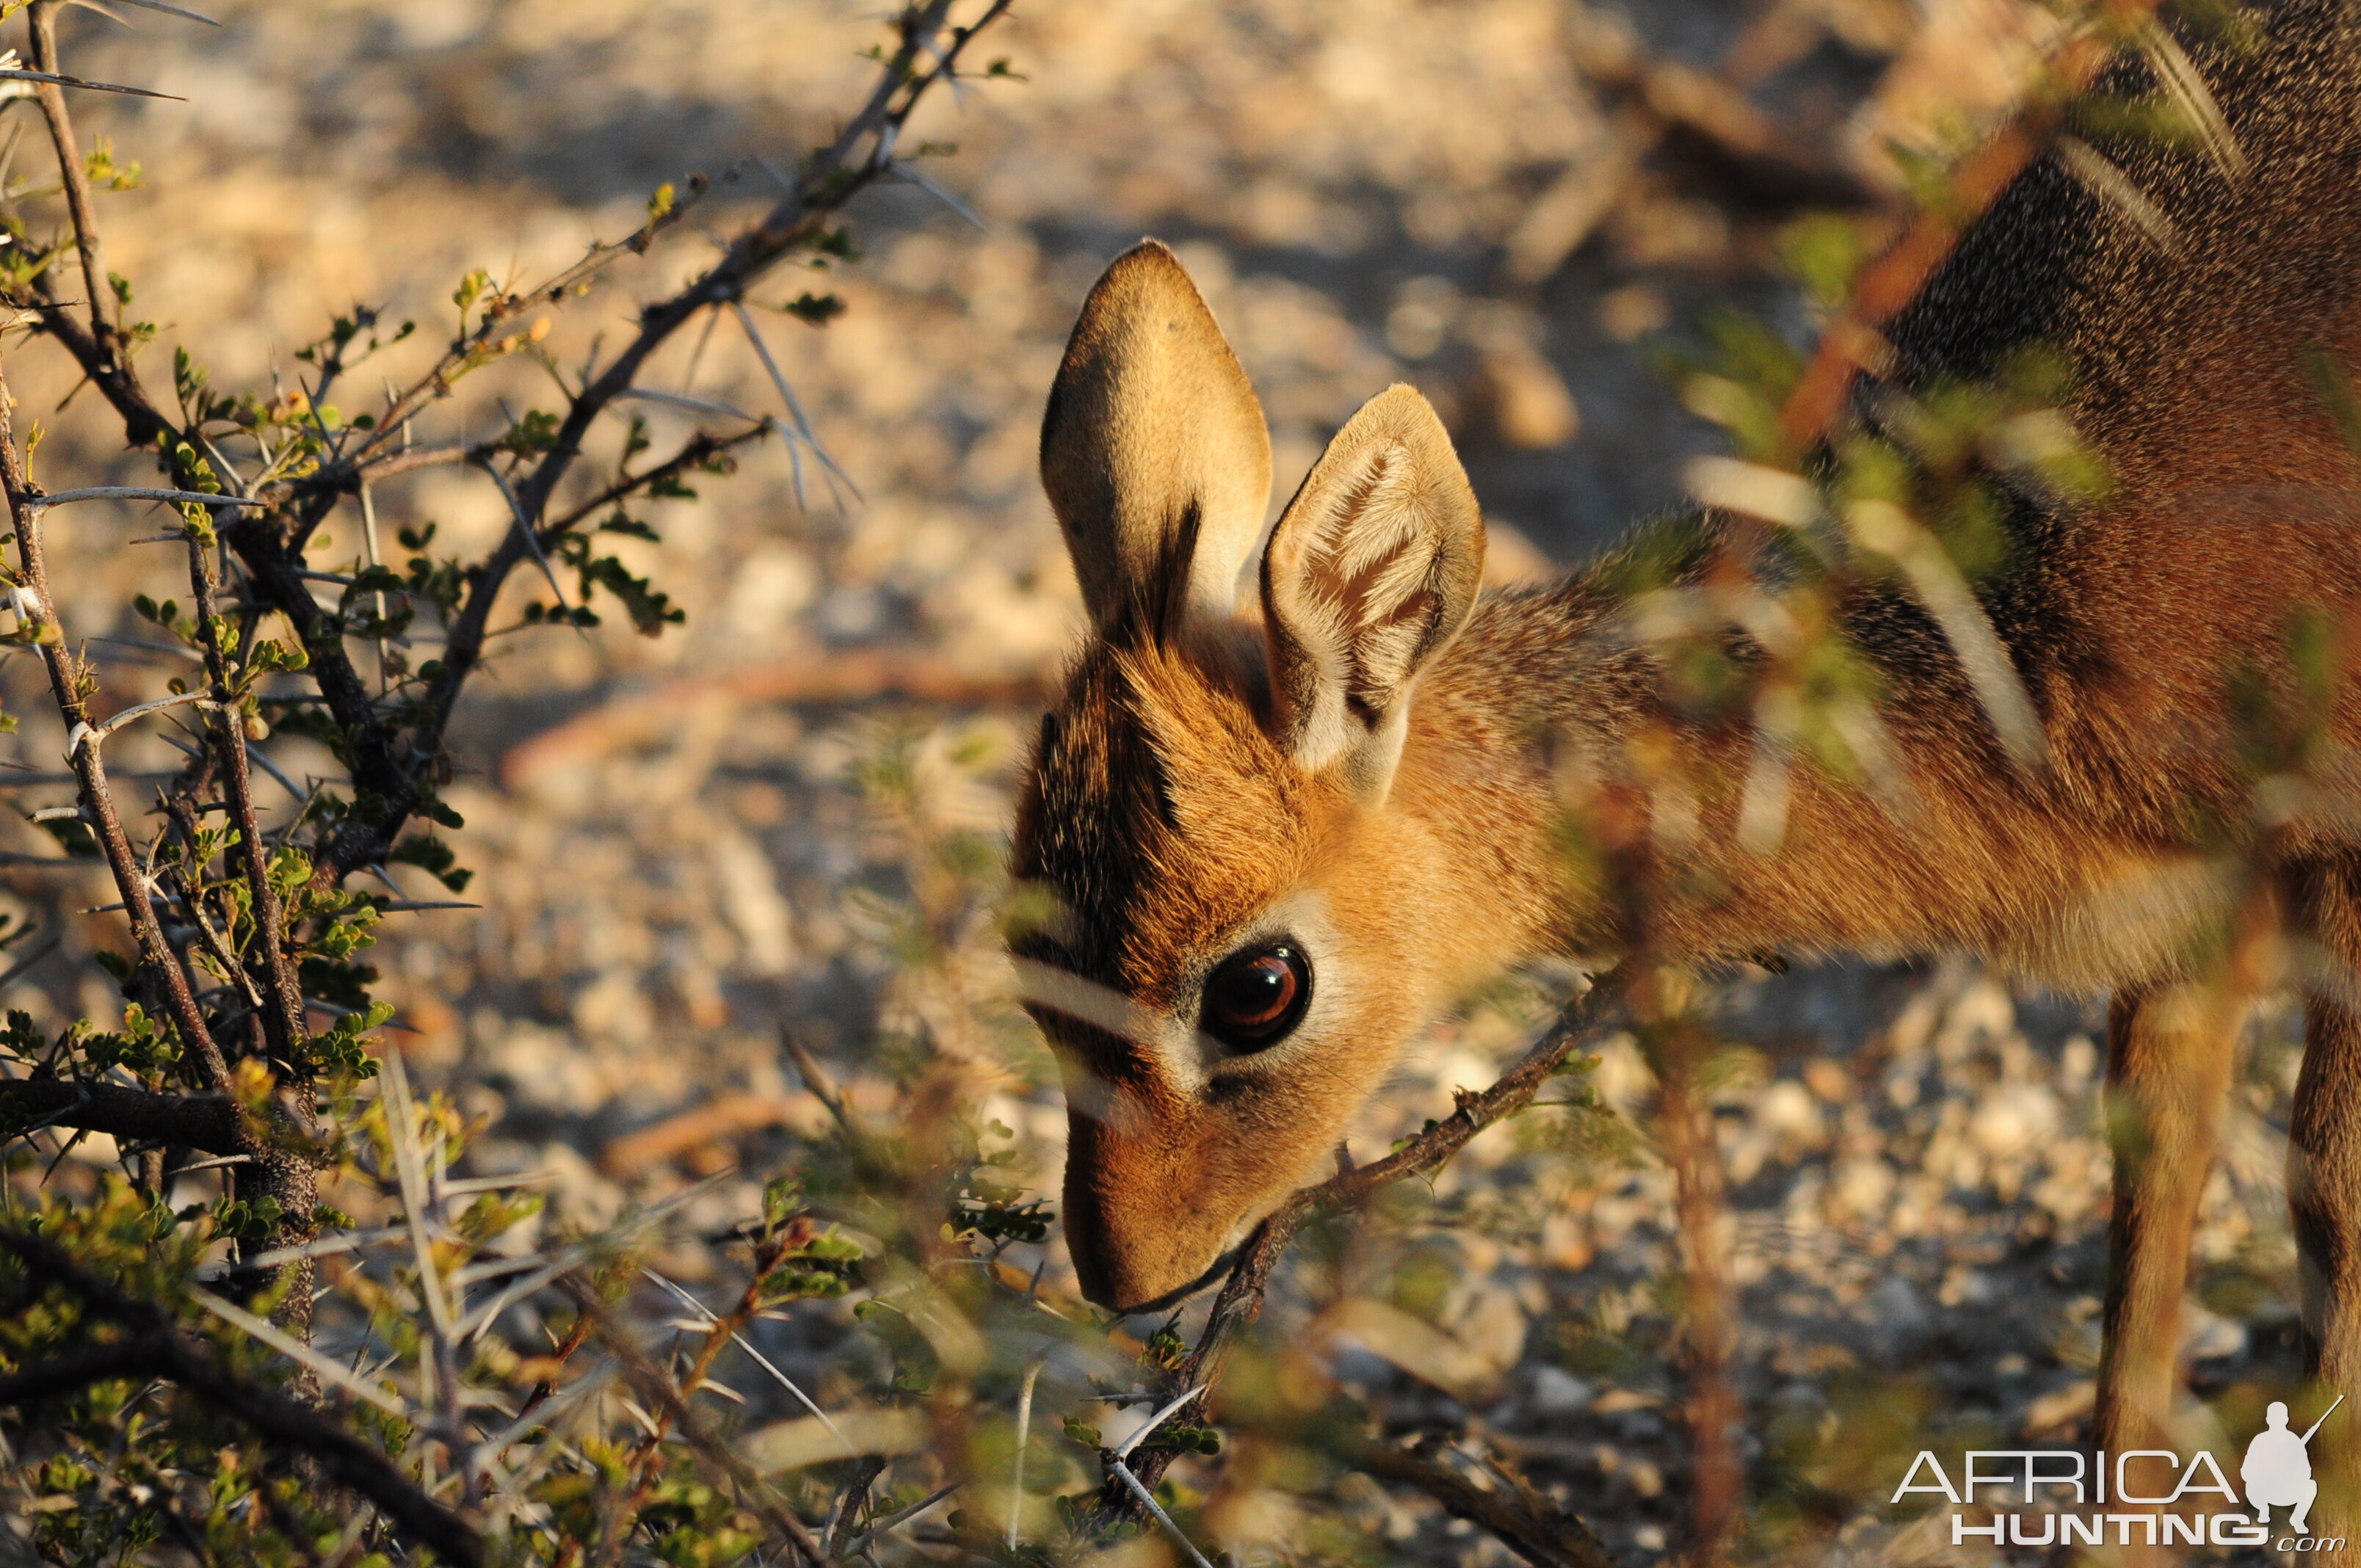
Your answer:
(1010, 241), (1488, 1310)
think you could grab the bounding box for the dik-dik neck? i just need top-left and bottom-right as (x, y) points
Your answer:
(1385, 564), (2205, 987)
(1381, 574), (1894, 974)
(1380, 581), (1638, 973)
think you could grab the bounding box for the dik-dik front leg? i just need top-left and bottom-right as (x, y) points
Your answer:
(2094, 987), (2237, 1456)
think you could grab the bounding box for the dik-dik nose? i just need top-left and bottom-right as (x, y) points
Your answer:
(1060, 1114), (1236, 1311)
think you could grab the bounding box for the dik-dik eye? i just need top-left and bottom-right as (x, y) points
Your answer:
(1202, 942), (1312, 1051)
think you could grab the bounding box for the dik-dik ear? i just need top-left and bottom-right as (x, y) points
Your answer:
(1041, 241), (1274, 639)
(1261, 384), (1484, 803)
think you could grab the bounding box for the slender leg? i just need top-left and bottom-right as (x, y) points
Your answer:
(2278, 855), (2361, 1531)
(2293, 990), (2361, 1528)
(2094, 985), (2237, 1457)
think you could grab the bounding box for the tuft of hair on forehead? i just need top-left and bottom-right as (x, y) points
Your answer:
(1012, 635), (1316, 998)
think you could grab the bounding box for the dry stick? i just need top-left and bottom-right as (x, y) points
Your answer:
(1777, 0), (2166, 448)
(502, 649), (1048, 793)
(0, 1227), (484, 1568)
(1111, 972), (1627, 1531)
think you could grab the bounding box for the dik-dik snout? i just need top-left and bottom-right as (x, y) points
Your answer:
(1018, 860), (1461, 1309)
(1031, 914), (1429, 1310)
(1011, 241), (1493, 1310)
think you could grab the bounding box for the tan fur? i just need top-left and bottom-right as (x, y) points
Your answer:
(1012, 0), (2361, 1498)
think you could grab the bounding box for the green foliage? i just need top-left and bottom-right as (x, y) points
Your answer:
(302, 1001), (392, 1078)
(551, 520), (686, 636)
(1776, 212), (1873, 311)
(385, 831), (472, 893)
(952, 1119), (1051, 1246)
(452, 266), (495, 318)
(780, 291), (846, 325)
(83, 138), (139, 193)
(79, 1006), (179, 1079)
(492, 406), (562, 457)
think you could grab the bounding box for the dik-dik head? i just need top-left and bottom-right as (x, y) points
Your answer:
(1009, 242), (1491, 1310)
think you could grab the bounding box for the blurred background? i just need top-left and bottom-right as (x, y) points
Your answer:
(0, 1), (2314, 1559)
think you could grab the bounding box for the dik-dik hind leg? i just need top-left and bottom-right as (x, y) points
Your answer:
(2094, 987), (2236, 1456)
(2290, 860), (2361, 1526)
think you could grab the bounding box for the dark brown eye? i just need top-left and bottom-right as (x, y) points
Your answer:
(1203, 943), (1312, 1051)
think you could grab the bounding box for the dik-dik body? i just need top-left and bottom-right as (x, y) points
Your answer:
(1009, 0), (2361, 1473)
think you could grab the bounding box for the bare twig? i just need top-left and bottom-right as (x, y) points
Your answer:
(502, 650), (1048, 791)
(26, 3), (131, 387)
(19, 487), (266, 512)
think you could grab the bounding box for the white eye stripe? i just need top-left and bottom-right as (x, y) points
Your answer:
(1009, 957), (1225, 1085)
(1012, 894), (1345, 1095)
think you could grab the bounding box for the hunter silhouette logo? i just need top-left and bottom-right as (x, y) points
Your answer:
(2245, 1396), (2343, 1536)
(1894, 1395), (2349, 1550)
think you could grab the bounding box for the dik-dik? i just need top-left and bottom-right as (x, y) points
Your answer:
(1009, 0), (2361, 1476)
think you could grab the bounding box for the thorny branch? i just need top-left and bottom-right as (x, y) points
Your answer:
(26, 2), (126, 395)
(0, 1227), (485, 1568)
(0, 1078), (240, 1150)
(0, 324), (332, 1338)
(0, 0), (1013, 1349)
(15, 0), (1014, 897)
(0, 349), (233, 1103)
